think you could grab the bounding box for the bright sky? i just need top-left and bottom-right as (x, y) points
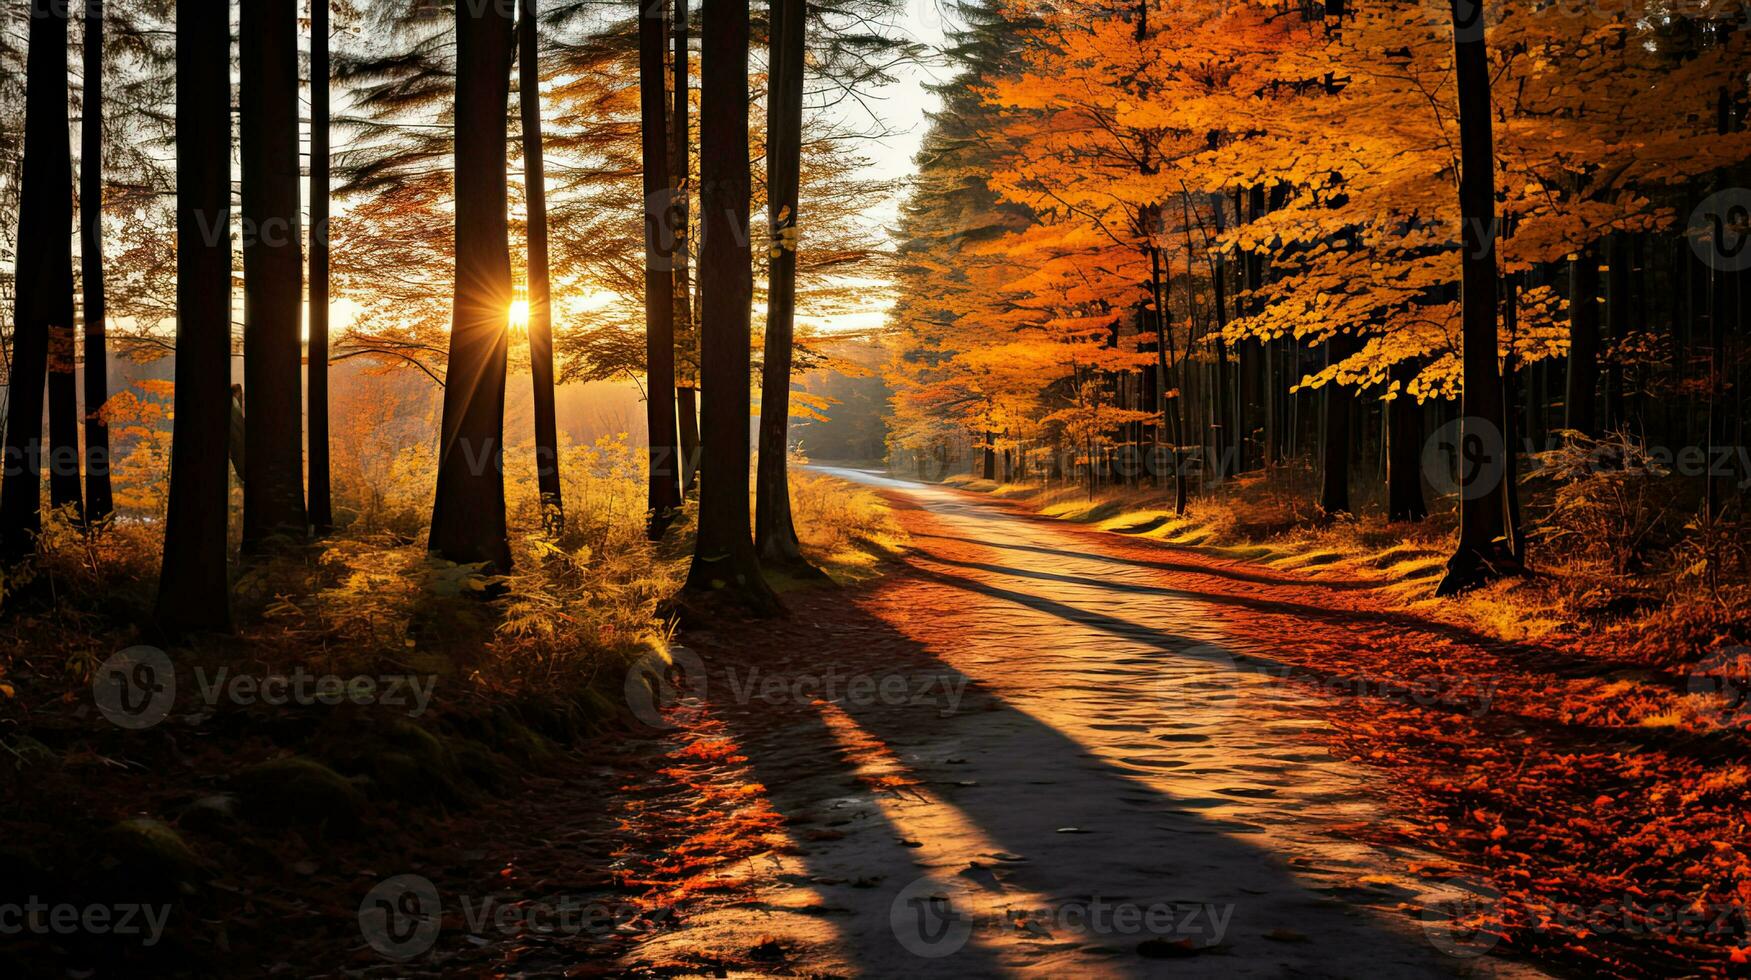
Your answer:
(806, 0), (954, 334)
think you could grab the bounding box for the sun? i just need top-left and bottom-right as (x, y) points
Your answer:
(508, 299), (530, 336)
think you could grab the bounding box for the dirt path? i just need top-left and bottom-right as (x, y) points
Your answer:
(606, 470), (1540, 978)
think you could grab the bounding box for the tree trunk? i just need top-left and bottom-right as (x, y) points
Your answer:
(1605, 231), (1629, 431)
(1564, 242), (1600, 437)
(681, 0), (778, 613)
(1208, 192), (1234, 480)
(982, 430), (996, 480)
(677, 384), (699, 492)
(429, 2), (513, 571)
(1387, 359), (1428, 522)
(1, 2), (73, 557)
(672, 0), (700, 496)
(521, 0), (563, 534)
(81, 0), (112, 524)
(239, 0), (308, 550)
(156, 0), (233, 632)
(1437, 0), (1517, 595)
(1319, 336), (1354, 515)
(754, 0), (817, 572)
(641, 0), (682, 538)
(308, 0), (333, 534)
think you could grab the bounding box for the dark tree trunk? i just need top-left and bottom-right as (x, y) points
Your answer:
(1565, 242), (1600, 437)
(1208, 192), (1234, 479)
(641, 0), (682, 538)
(754, 0), (817, 572)
(1605, 231), (1629, 431)
(239, 0), (307, 550)
(521, 0), (563, 534)
(308, 0), (333, 534)
(81, 0), (111, 523)
(1, 2), (73, 557)
(156, 0), (233, 632)
(1387, 359), (1428, 522)
(1437, 0), (1518, 595)
(681, 0), (777, 613)
(1319, 336), (1354, 515)
(429, 2), (513, 570)
(677, 384), (699, 492)
(982, 431), (996, 480)
(672, 0), (700, 496)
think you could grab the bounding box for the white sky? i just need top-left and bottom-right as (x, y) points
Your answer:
(805, 0), (953, 333)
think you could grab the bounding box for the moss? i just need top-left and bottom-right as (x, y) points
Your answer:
(95, 818), (206, 895)
(234, 757), (366, 833)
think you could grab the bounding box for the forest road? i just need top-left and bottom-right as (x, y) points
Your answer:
(620, 468), (1541, 979)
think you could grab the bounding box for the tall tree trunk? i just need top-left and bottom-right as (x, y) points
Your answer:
(1605, 231), (1629, 431)
(754, 0), (817, 572)
(239, 0), (307, 550)
(1565, 242), (1600, 437)
(1387, 359), (1428, 522)
(681, 0), (777, 613)
(520, 0), (563, 534)
(429, 2), (513, 571)
(1319, 336), (1354, 515)
(308, 0), (333, 534)
(982, 430), (996, 480)
(641, 0), (682, 538)
(1204, 187), (1237, 479)
(156, 0), (233, 632)
(81, 0), (111, 523)
(672, 0), (700, 495)
(1, 1), (73, 557)
(1437, 0), (1517, 595)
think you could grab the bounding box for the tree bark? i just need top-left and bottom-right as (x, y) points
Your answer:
(1437, 0), (1517, 595)
(641, 0), (682, 538)
(81, 0), (112, 523)
(1, 2), (74, 557)
(681, 0), (778, 613)
(308, 0), (333, 533)
(239, 0), (308, 550)
(429, 1), (513, 571)
(672, 0), (700, 495)
(521, 0), (563, 534)
(1319, 335), (1354, 515)
(156, 0), (234, 632)
(754, 0), (817, 572)
(1564, 242), (1600, 437)
(1605, 231), (1629, 431)
(1387, 359), (1428, 522)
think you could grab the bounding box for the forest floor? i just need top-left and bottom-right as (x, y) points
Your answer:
(531, 467), (1751, 978)
(9, 469), (1748, 976)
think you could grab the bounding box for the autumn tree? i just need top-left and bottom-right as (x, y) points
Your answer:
(239, 0), (309, 550)
(82, 0), (113, 523)
(1, 0), (76, 557)
(156, 0), (234, 633)
(753, 0), (819, 573)
(429, 1), (514, 571)
(520, 0), (564, 534)
(309, 0), (335, 534)
(640, 0), (682, 539)
(682, 0), (779, 613)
